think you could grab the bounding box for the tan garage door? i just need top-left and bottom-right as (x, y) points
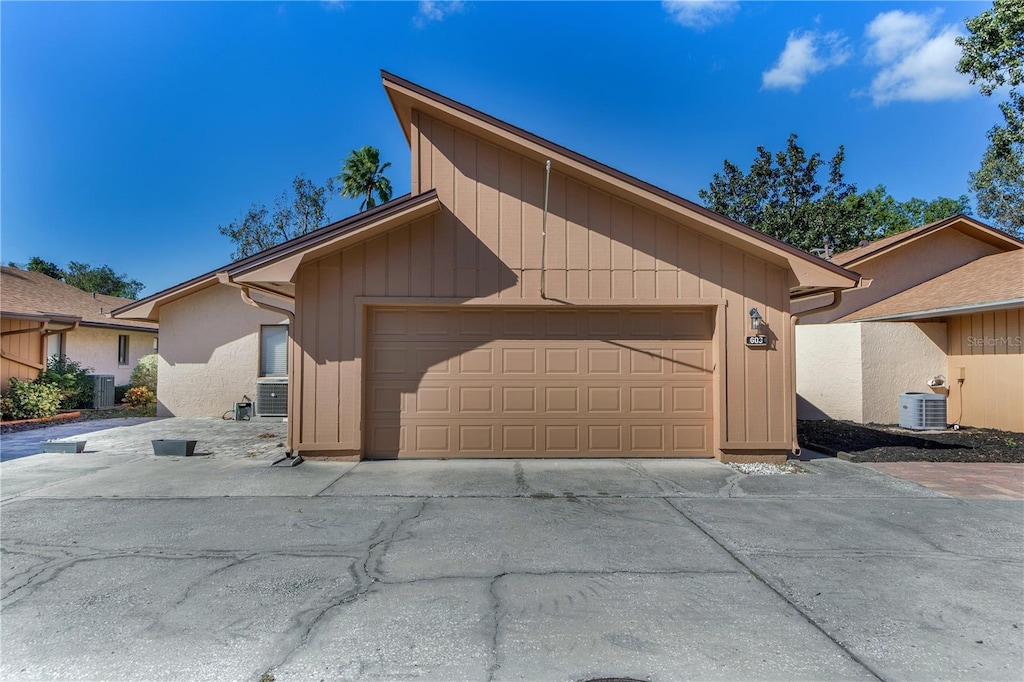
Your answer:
(365, 307), (714, 458)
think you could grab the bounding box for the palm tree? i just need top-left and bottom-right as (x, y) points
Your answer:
(338, 146), (393, 211)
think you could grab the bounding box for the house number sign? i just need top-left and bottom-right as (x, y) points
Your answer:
(745, 334), (768, 347)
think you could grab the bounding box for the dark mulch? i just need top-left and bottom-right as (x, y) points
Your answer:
(799, 420), (1024, 463)
(1, 406), (157, 435)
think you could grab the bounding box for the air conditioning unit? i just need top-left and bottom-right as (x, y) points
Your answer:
(256, 378), (288, 417)
(87, 374), (116, 409)
(898, 392), (946, 430)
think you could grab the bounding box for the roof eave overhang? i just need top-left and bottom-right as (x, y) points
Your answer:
(110, 277), (219, 323)
(847, 298), (1024, 323)
(1, 311), (82, 326)
(78, 321), (160, 333)
(382, 70), (860, 294)
(225, 190), (443, 294)
(835, 216), (1024, 269)
(111, 192), (442, 322)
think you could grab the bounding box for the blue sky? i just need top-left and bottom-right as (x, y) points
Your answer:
(2, 1), (1000, 296)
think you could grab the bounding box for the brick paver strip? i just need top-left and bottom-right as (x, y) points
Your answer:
(862, 462), (1024, 499)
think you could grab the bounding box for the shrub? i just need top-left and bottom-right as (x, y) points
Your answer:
(115, 384), (130, 404)
(3, 378), (64, 420)
(37, 355), (94, 409)
(129, 354), (158, 394)
(122, 386), (155, 407)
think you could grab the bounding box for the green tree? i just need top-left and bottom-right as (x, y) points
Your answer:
(338, 146), (393, 211)
(14, 258), (144, 298)
(853, 185), (972, 237)
(219, 174), (336, 260)
(25, 257), (64, 280)
(699, 134), (866, 252)
(701, 137), (972, 253)
(956, 0), (1024, 236)
(63, 262), (144, 299)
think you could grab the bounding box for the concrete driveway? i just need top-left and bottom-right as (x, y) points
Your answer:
(1, 419), (1022, 681)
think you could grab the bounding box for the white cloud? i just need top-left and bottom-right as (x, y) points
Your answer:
(762, 30), (851, 91)
(865, 10), (974, 105)
(415, 0), (464, 27)
(662, 1), (739, 30)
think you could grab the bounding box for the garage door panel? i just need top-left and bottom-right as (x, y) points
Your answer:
(502, 348), (537, 374)
(366, 307), (714, 458)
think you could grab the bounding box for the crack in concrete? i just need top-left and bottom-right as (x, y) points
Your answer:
(1, 549), (238, 604)
(256, 497), (430, 680)
(660, 498), (887, 681)
(619, 461), (687, 497)
(0, 545), (363, 604)
(717, 472), (746, 498)
(375, 567), (744, 586)
(485, 572), (509, 682)
(512, 462), (529, 497)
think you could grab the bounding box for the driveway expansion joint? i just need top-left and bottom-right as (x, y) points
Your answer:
(661, 498), (887, 682)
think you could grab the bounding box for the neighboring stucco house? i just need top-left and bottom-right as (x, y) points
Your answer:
(795, 216), (1024, 432)
(112, 269), (291, 419)
(1, 266), (158, 390)
(115, 71), (860, 463)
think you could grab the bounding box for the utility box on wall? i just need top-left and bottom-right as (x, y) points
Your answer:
(88, 375), (116, 409)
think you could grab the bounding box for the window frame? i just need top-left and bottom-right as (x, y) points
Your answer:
(117, 334), (130, 366)
(259, 324), (289, 378)
(45, 332), (66, 361)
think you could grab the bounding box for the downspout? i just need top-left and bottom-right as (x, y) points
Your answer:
(215, 274), (295, 323)
(540, 160), (551, 299)
(217, 274), (297, 454)
(789, 288), (845, 456)
(239, 286), (295, 323)
(41, 321), (80, 338)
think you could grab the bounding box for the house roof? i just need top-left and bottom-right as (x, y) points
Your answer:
(117, 72), (862, 324)
(1, 266), (158, 331)
(839, 250), (1024, 322)
(830, 215), (1023, 267)
(381, 70), (860, 298)
(113, 191), (442, 322)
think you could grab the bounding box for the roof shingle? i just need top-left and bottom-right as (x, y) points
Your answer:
(1, 267), (157, 331)
(839, 250), (1024, 321)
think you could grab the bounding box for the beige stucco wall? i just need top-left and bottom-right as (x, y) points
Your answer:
(796, 323), (864, 421)
(797, 322), (947, 423)
(64, 325), (159, 385)
(861, 322), (947, 424)
(157, 284), (289, 417)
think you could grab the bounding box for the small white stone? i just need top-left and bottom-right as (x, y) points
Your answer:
(726, 462), (806, 475)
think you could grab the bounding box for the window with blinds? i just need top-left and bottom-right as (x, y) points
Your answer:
(260, 325), (288, 377)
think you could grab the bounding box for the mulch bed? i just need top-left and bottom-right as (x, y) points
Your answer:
(799, 420), (1024, 464)
(1, 407), (155, 435)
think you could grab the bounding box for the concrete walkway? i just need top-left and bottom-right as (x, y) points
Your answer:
(0, 417), (161, 461)
(1, 419), (1021, 681)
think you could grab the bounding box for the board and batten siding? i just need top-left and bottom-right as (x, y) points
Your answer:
(947, 309), (1024, 433)
(1, 319), (45, 391)
(289, 111), (793, 457)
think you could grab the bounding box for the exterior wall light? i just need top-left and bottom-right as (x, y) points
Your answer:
(749, 308), (763, 332)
